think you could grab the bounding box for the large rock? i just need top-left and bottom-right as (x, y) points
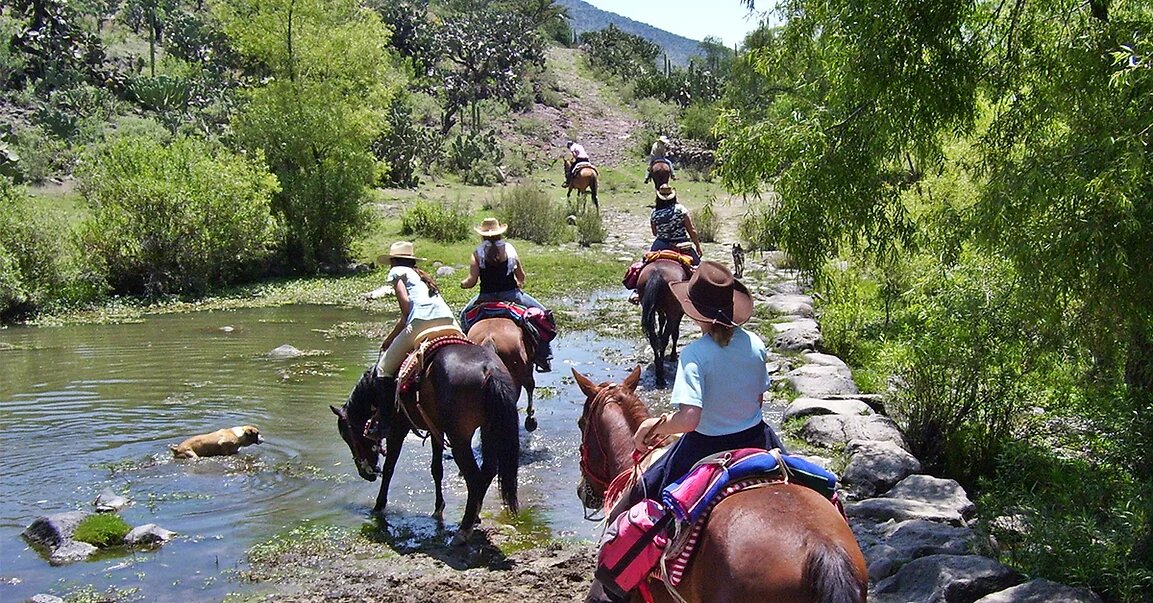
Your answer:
(863, 520), (978, 581)
(22, 511), (88, 549)
(784, 397), (874, 421)
(800, 352), (849, 369)
(973, 579), (1103, 603)
(94, 487), (129, 513)
(125, 524), (176, 546)
(798, 414), (904, 449)
(781, 363), (858, 398)
(848, 497), (968, 527)
(765, 294), (814, 317)
(268, 344), (304, 359)
(49, 541), (98, 566)
(842, 440), (921, 499)
(771, 318), (822, 352)
(873, 554), (1021, 603)
(885, 474), (976, 520)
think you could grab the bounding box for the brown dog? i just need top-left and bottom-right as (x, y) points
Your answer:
(170, 425), (264, 459)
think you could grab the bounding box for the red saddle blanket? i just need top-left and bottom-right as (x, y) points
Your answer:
(463, 301), (557, 343)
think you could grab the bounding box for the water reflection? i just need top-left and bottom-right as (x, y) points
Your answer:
(0, 305), (634, 602)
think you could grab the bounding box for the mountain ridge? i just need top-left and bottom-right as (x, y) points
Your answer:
(557, 0), (706, 67)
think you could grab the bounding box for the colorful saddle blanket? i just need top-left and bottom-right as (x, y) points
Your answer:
(622, 251), (694, 290)
(397, 334), (474, 396)
(462, 301), (557, 343)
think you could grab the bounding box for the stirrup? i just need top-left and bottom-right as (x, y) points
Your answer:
(534, 358), (552, 373)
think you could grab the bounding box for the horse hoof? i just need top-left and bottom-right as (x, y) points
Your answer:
(450, 530), (471, 547)
(525, 416), (538, 432)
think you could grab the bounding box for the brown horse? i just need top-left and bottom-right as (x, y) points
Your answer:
(638, 258), (688, 388)
(565, 157), (599, 211)
(330, 344), (521, 546)
(467, 317), (538, 432)
(648, 160), (672, 190)
(573, 367), (868, 603)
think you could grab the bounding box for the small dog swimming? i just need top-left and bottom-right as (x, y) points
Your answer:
(731, 243), (746, 279)
(170, 425), (264, 458)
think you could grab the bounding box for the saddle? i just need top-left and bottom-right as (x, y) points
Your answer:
(463, 301), (557, 345)
(396, 332), (473, 397)
(569, 160), (597, 175)
(596, 448), (844, 596)
(622, 251), (694, 290)
(648, 158), (672, 170)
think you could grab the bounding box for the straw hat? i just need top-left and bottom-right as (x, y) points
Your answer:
(669, 261), (753, 327)
(656, 184), (676, 202)
(377, 241), (423, 265)
(474, 217), (508, 237)
(657, 135), (670, 144)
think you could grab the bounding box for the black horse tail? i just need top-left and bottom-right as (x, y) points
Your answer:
(590, 175), (598, 209)
(480, 364), (520, 514)
(803, 541), (866, 603)
(641, 269), (666, 351)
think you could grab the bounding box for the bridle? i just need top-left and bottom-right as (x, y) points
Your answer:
(577, 384), (622, 502)
(340, 402), (380, 474)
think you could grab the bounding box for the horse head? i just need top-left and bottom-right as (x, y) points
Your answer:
(331, 369), (389, 481)
(571, 366), (644, 510)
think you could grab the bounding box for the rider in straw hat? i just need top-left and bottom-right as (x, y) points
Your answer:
(362, 241), (462, 439)
(644, 134), (675, 183)
(586, 261), (787, 603)
(650, 183), (702, 265)
(460, 217), (554, 372)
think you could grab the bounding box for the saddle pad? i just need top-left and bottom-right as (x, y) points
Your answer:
(397, 334), (474, 395)
(464, 301), (556, 344)
(571, 161), (597, 175)
(642, 250), (694, 269)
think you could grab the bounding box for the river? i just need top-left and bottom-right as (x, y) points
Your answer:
(0, 302), (640, 602)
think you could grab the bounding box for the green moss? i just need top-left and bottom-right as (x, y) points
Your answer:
(72, 513), (131, 548)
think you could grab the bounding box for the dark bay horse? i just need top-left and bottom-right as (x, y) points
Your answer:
(467, 317), (538, 432)
(331, 343), (520, 546)
(638, 258), (688, 388)
(572, 367), (868, 603)
(565, 157), (599, 211)
(648, 160), (672, 190)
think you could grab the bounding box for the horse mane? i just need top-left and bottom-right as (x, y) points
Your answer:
(346, 369), (388, 420)
(612, 385), (650, 430)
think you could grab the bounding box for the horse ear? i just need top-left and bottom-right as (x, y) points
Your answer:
(571, 368), (598, 398)
(330, 405), (345, 418)
(622, 365), (642, 392)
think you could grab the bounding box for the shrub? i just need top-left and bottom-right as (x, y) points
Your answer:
(0, 177), (86, 319)
(399, 200), (470, 242)
(679, 102), (719, 145)
(446, 130), (505, 185)
(737, 202), (781, 252)
(6, 125), (77, 183)
(496, 185), (567, 245)
(694, 199), (718, 243)
(72, 514), (131, 548)
(573, 208), (606, 246)
(374, 95), (439, 188)
(77, 135), (280, 297)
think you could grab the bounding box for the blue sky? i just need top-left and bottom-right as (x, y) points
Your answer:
(580, 0), (774, 48)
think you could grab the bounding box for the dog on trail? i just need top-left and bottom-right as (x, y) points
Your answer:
(170, 425), (264, 458)
(731, 243), (746, 279)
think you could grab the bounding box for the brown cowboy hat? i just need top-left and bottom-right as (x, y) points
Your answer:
(669, 261), (753, 327)
(474, 217), (507, 237)
(377, 241), (423, 265)
(656, 184), (676, 202)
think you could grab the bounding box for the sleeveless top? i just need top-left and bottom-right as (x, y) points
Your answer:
(387, 266), (455, 324)
(476, 241), (519, 294)
(651, 202), (689, 242)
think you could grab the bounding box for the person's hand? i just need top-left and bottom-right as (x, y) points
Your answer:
(633, 417), (661, 452)
(695, 244), (703, 257)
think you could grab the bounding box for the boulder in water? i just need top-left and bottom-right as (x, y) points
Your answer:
(268, 344), (303, 358)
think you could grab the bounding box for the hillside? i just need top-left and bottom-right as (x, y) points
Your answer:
(558, 0), (705, 66)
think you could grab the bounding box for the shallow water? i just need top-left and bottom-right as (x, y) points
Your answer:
(0, 303), (639, 602)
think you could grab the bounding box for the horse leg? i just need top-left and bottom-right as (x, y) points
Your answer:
(373, 424), (407, 519)
(669, 313), (683, 362)
(591, 178), (598, 211)
(524, 384), (537, 432)
(449, 438), (490, 547)
(431, 437), (446, 524)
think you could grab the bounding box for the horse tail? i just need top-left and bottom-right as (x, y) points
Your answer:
(803, 541), (866, 603)
(641, 270), (665, 349)
(590, 173), (598, 209)
(480, 365), (520, 514)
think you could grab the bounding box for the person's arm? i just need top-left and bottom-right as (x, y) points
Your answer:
(460, 253), (480, 289)
(633, 406), (702, 452)
(514, 261), (526, 289)
(684, 213), (702, 256)
(651, 218), (658, 237)
(380, 279), (410, 350)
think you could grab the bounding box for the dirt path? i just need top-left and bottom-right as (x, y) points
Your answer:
(546, 47), (643, 167)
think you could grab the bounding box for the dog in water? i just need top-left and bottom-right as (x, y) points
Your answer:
(170, 425), (264, 458)
(731, 243), (746, 279)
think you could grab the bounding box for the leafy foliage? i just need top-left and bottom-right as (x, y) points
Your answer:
(496, 185), (567, 245)
(580, 24), (659, 80)
(399, 199), (470, 243)
(77, 135), (279, 296)
(72, 513), (131, 548)
(6, 0), (111, 92)
(219, 0), (404, 268)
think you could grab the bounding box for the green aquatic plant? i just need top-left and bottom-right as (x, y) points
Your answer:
(72, 513), (131, 548)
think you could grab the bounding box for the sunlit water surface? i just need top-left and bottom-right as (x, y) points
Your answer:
(0, 303), (638, 602)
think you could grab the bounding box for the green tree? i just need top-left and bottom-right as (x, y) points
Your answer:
(218, 0), (404, 267)
(580, 24), (660, 80)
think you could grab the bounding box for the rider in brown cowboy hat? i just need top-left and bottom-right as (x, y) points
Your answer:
(586, 261), (787, 603)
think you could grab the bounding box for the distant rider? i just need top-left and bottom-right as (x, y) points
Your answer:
(565, 140), (590, 187)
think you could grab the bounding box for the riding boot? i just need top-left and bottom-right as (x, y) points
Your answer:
(365, 375), (397, 441)
(534, 342), (553, 373)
